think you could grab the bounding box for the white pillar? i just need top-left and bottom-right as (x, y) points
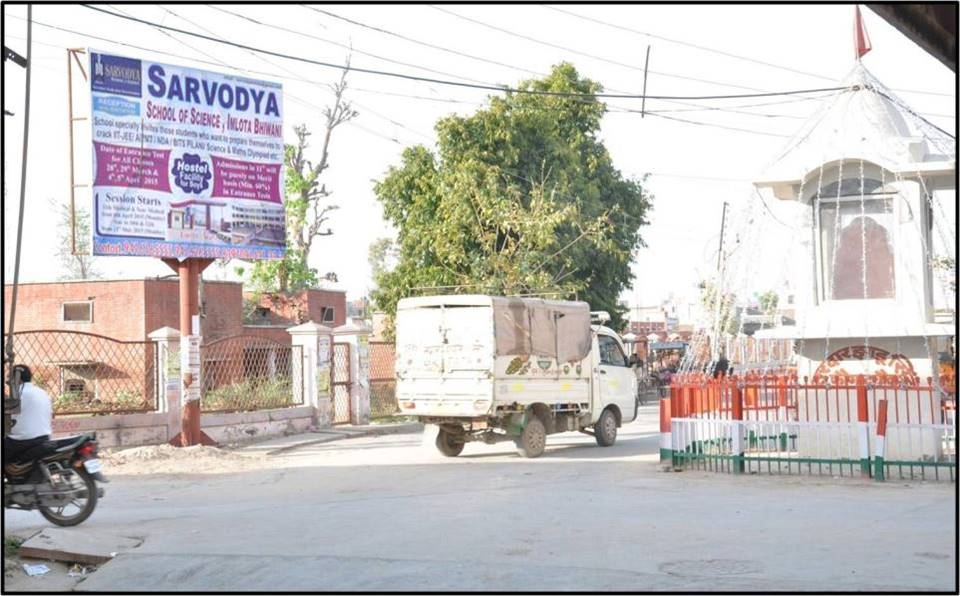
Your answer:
(288, 321), (335, 428)
(335, 322), (372, 425)
(148, 326), (181, 441)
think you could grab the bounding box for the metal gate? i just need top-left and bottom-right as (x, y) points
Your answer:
(332, 343), (352, 424)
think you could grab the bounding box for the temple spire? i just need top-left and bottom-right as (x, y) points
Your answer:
(854, 6), (873, 61)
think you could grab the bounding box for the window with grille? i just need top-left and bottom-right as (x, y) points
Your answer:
(62, 301), (93, 322)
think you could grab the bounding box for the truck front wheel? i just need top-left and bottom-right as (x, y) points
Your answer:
(516, 417), (546, 458)
(595, 408), (618, 447)
(436, 429), (465, 457)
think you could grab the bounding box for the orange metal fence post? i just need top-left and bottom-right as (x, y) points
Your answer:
(874, 398), (889, 481)
(856, 375), (871, 476)
(732, 382), (744, 474)
(777, 375), (788, 451)
(659, 396), (672, 464)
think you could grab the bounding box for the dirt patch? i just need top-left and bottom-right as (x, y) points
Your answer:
(100, 444), (268, 476)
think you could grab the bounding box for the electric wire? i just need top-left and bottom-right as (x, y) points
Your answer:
(294, 5), (830, 122)
(543, 4), (956, 100)
(1, 15), (837, 140)
(302, 5), (543, 78)
(79, 4), (848, 102)
(428, 5), (768, 93)
(205, 4), (497, 87)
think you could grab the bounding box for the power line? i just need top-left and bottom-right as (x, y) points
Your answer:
(292, 5), (850, 124)
(205, 4), (495, 87)
(644, 111), (791, 138)
(543, 5), (956, 100)
(12, 7), (834, 137)
(9, 12), (421, 151)
(5, 10), (861, 141)
(7, 18), (819, 141)
(4, 14), (831, 141)
(80, 4), (848, 101)
(125, 7), (431, 146)
(543, 5), (835, 83)
(297, 5), (824, 123)
(428, 5), (767, 93)
(303, 5), (543, 78)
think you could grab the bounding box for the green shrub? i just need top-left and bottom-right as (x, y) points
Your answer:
(203, 377), (296, 412)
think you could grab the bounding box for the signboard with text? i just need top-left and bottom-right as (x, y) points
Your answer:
(89, 50), (286, 260)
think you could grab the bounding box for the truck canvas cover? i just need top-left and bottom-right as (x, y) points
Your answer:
(491, 297), (591, 362)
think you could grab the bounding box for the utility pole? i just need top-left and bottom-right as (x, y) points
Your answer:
(716, 201), (729, 272)
(4, 7), (32, 433)
(640, 46), (651, 118)
(712, 201), (730, 364)
(162, 258), (216, 446)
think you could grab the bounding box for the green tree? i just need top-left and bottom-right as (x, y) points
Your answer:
(699, 280), (739, 337)
(757, 290), (779, 315)
(931, 255), (957, 293)
(52, 198), (98, 280)
(371, 63), (651, 330)
(244, 66), (357, 292)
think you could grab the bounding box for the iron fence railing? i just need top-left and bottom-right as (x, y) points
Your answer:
(665, 372), (956, 481)
(8, 330), (158, 414)
(200, 335), (303, 413)
(332, 343), (351, 424)
(369, 341), (398, 419)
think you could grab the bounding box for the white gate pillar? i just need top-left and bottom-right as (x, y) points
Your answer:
(148, 326), (181, 441)
(334, 322), (372, 425)
(288, 321), (335, 429)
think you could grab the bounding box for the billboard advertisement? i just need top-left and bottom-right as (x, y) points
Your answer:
(89, 50), (285, 260)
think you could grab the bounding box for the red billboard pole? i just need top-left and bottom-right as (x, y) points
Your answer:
(163, 257), (216, 447)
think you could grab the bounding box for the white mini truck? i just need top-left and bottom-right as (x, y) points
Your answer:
(395, 295), (638, 458)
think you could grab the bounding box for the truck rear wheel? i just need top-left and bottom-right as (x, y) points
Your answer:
(595, 408), (618, 447)
(436, 429), (465, 457)
(516, 417), (546, 458)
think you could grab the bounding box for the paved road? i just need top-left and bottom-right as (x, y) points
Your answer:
(5, 404), (956, 591)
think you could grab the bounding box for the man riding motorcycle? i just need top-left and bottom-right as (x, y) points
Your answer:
(3, 364), (106, 526)
(3, 365), (52, 465)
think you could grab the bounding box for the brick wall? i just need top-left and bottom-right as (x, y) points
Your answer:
(245, 289), (348, 328)
(200, 281), (244, 340)
(241, 325), (291, 344)
(143, 279), (180, 337)
(4, 280), (147, 341)
(6, 280), (338, 343)
(142, 279), (244, 340)
(305, 289), (347, 327)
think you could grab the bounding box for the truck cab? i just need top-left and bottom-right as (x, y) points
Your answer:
(593, 323), (640, 435)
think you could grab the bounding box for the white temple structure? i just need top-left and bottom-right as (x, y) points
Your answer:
(753, 64), (956, 381)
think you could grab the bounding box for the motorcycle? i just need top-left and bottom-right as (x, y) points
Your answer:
(3, 432), (106, 526)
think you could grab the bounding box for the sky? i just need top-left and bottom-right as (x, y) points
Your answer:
(3, 4), (956, 316)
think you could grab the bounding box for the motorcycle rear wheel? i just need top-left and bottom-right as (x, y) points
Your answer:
(38, 467), (98, 527)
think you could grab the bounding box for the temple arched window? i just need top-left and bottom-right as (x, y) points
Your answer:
(814, 174), (897, 301)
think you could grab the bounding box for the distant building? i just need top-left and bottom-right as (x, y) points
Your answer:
(4, 279), (346, 342)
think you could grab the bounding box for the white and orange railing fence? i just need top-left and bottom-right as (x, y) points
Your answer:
(660, 372), (956, 481)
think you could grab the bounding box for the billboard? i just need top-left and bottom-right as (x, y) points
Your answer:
(89, 50), (285, 260)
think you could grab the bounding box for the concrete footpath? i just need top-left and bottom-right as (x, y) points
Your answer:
(235, 422), (423, 457)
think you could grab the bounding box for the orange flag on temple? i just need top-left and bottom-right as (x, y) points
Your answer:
(854, 5), (873, 60)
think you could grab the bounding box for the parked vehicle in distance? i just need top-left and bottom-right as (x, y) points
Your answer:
(395, 295), (638, 458)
